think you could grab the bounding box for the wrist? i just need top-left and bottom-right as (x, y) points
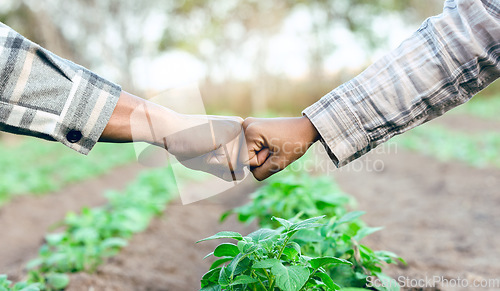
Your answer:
(298, 115), (320, 148)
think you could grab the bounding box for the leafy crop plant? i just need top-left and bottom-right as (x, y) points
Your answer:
(221, 172), (405, 290)
(198, 216), (352, 291)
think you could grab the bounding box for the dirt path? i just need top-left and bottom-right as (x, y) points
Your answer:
(429, 112), (500, 133)
(0, 162), (147, 280)
(331, 148), (500, 290)
(67, 178), (259, 291)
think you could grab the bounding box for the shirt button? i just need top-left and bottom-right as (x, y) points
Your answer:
(66, 130), (82, 143)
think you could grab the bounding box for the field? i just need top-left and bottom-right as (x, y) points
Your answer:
(1, 96), (499, 291)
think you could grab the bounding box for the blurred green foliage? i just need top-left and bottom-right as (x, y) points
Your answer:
(0, 139), (136, 206)
(24, 166), (178, 290)
(394, 124), (500, 168)
(451, 95), (500, 121)
(0, 274), (40, 291)
(224, 170), (404, 290)
(222, 173), (353, 227)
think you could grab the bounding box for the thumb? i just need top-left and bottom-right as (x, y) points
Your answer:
(251, 154), (281, 181)
(246, 147), (270, 167)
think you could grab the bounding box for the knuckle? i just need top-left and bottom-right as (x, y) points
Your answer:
(242, 117), (256, 129)
(234, 116), (244, 124)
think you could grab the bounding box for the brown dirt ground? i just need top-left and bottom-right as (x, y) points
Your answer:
(0, 163), (147, 280)
(1, 113), (500, 291)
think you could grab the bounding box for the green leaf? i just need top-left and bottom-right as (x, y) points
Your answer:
(45, 233), (65, 245)
(374, 251), (407, 265)
(100, 237), (128, 250)
(252, 258), (280, 269)
(247, 228), (276, 242)
(219, 210), (233, 223)
(315, 272), (340, 290)
(210, 257), (233, 270)
(45, 273), (69, 289)
(12, 282), (41, 291)
(271, 263), (309, 291)
(0, 274), (8, 283)
(26, 258), (43, 270)
(197, 231), (243, 243)
(309, 257), (352, 269)
(213, 243), (239, 257)
(72, 227), (99, 242)
(201, 267), (222, 286)
(272, 217), (293, 230)
(287, 242), (301, 255)
(334, 211), (365, 227)
(282, 247), (299, 261)
(226, 253), (245, 278)
(203, 252), (214, 260)
(218, 266), (231, 287)
(374, 272), (400, 291)
(354, 226), (383, 241)
(237, 241), (258, 254)
(200, 284), (222, 291)
(289, 216), (325, 231)
(230, 275), (258, 285)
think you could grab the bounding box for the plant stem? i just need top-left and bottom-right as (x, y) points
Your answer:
(262, 268), (273, 290)
(277, 236), (290, 260)
(269, 280), (275, 290)
(257, 278), (266, 290)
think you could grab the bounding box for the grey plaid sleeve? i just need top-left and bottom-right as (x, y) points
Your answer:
(0, 22), (121, 155)
(304, 0), (500, 167)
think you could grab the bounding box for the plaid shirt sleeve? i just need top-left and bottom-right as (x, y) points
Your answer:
(0, 22), (121, 155)
(303, 0), (500, 167)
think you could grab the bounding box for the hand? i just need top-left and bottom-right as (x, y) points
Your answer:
(164, 114), (247, 181)
(243, 116), (319, 180)
(101, 91), (248, 181)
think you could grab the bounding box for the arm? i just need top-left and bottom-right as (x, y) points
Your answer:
(304, 0), (500, 167)
(0, 22), (245, 180)
(101, 90), (246, 180)
(0, 21), (120, 154)
(245, 0), (499, 180)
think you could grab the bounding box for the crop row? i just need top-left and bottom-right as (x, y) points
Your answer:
(199, 167), (404, 290)
(0, 139), (137, 206)
(451, 96), (500, 121)
(1, 166), (178, 290)
(394, 124), (500, 168)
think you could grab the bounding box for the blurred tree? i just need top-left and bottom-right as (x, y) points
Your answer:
(0, 0), (444, 109)
(160, 0), (443, 110)
(0, 1), (78, 62)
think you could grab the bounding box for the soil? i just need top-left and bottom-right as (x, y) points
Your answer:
(1, 113), (500, 291)
(0, 163), (147, 280)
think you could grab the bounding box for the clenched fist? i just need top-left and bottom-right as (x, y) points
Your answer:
(243, 116), (320, 180)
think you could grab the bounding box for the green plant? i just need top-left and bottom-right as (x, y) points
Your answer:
(0, 139), (137, 206)
(451, 95), (500, 121)
(223, 172), (404, 290)
(393, 124), (500, 168)
(22, 166), (178, 290)
(198, 216), (353, 291)
(222, 173), (353, 228)
(0, 275), (40, 291)
(292, 212), (404, 290)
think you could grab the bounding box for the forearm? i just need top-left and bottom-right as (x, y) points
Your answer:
(99, 91), (177, 147)
(304, 0), (500, 167)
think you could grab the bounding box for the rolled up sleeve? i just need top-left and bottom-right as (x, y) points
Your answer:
(0, 22), (121, 154)
(304, 0), (500, 167)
